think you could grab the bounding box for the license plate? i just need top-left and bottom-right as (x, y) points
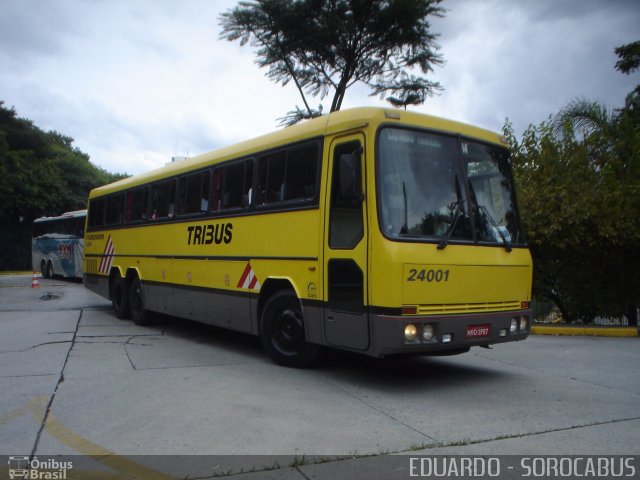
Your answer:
(466, 323), (491, 339)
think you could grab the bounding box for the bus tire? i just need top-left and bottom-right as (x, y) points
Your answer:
(111, 274), (130, 319)
(260, 290), (320, 368)
(129, 277), (152, 326)
(46, 261), (54, 279)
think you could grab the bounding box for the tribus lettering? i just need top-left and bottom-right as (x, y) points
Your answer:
(187, 223), (233, 245)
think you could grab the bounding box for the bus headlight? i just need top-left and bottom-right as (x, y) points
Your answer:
(510, 318), (518, 333)
(422, 324), (434, 341)
(519, 316), (528, 331)
(404, 324), (418, 342)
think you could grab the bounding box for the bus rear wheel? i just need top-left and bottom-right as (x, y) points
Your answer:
(46, 261), (54, 279)
(129, 277), (152, 326)
(111, 274), (130, 319)
(260, 290), (320, 368)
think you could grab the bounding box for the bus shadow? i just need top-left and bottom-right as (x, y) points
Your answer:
(148, 313), (506, 390)
(318, 348), (508, 392)
(150, 313), (265, 359)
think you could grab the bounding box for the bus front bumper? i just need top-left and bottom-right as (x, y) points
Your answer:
(371, 309), (532, 357)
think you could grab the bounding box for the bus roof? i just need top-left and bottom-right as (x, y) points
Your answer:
(89, 107), (506, 198)
(33, 210), (87, 223)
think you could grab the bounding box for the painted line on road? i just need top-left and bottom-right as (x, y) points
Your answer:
(532, 325), (638, 337)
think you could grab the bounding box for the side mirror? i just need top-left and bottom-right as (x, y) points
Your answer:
(339, 153), (362, 199)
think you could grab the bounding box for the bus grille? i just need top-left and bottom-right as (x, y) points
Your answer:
(85, 258), (98, 274)
(417, 300), (522, 316)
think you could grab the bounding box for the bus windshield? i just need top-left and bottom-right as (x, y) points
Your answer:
(377, 127), (523, 246)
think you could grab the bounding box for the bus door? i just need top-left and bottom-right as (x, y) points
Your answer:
(323, 134), (370, 351)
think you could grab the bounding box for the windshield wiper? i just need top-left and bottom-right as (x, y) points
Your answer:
(478, 205), (512, 252)
(400, 181), (409, 234)
(437, 202), (463, 250)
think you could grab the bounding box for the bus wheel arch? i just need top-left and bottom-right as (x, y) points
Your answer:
(259, 285), (320, 368)
(257, 278), (298, 324)
(109, 267), (130, 319)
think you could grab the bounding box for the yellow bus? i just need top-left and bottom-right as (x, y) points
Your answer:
(84, 107), (532, 367)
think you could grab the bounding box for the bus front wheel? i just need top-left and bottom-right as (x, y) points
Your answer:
(260, 290), (320, 368)
(129, 277), (151, 326)
(111, 275), (130, 319)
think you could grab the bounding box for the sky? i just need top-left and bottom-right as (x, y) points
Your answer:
(1, 0), (639, 176)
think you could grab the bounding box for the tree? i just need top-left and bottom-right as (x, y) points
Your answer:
(0, 101), (127, 270)
(504, 41), (640, 325)
(219, 0), (444, 125)
(615, 40), (640, 75)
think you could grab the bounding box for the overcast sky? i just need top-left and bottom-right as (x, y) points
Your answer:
(1, 0), (639, 175)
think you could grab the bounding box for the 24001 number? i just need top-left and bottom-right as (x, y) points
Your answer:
(407, 269), (450, 283)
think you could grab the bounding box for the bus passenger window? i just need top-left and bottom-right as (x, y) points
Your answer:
(219, 160), (252, 210)
(105, 194), (124, 226)
(286, 144), (317, 201)
(125, 188), (148, 222)
(211, 168), (224, 212)
(150, 180), (176, 219)
(256, 143), (318, 205)
(178, 171), (210, 216)
(243, 160), (254, 207)
(257, 152), (285, 203)
(88, 198), (105, 228)
(222, 163), (244, 209)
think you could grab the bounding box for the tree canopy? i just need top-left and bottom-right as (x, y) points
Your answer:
(504, 41), (640, 325)
(219, 0), (445, 125)
(0, 101), (127, 270)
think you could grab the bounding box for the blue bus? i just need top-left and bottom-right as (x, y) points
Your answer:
(32, 210), (86, 279)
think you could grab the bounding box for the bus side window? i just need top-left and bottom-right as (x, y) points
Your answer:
(126, 188), (148, 223)
(221, 161), (251, 210)
(256, 143), (317, 205)
(150, 180), (176, 219)
(243, 160), (254, 207)
(88, 198), (106, 228)
(258, 152), (286, 203)
(223, 163), (242, 209)
(105, 194), (124, 226)
(178, 171), (210, 216)
(211, 168), (224, 212)
(286, 143), (317, 201)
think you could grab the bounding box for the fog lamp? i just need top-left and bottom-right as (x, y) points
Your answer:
(442, 333), (452, 343)
(422, 324), (434, 341)
(499, 328), (507, 337)
(510, 318), (518, 333)
(404, 324), (418, 342)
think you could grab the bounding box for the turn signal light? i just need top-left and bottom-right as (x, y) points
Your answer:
(401, 306), (418, 315)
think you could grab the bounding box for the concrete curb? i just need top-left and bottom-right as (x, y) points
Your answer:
(532, 324), (638, 337)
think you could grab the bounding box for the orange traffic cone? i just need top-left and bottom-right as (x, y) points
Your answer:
(31, 271), (40, 288)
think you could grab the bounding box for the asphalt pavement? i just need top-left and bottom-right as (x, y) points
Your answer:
(1, 274), (639, 479)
